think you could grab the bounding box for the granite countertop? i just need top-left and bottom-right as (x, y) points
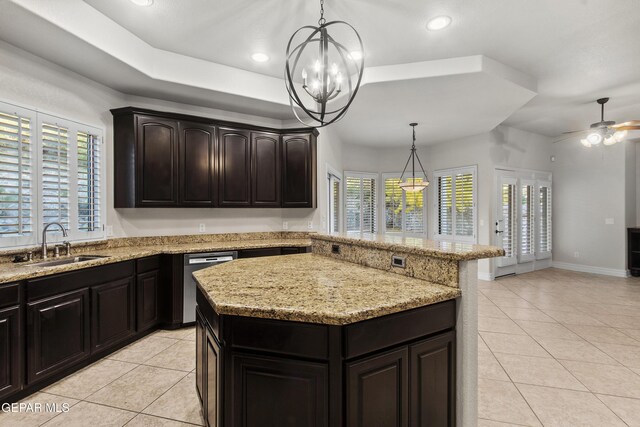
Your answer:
(313, 232), (504, 261)
(194, 253), (461, 325)
(0, 239), (311, 284)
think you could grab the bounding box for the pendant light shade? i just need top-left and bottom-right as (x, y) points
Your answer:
(284, 0), (364, 127)
(399, 123), (429, 192)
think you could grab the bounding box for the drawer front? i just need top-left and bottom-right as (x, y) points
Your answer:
(345, 300), (456, 360)
(228, 316), (329, 360)
(136, 255), (162, 274)
(27, 261), (135, 301)
(0, 283), (20, 309)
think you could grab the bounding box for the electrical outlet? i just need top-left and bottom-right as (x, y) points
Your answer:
(574, 252), (580, 258)
(282, 221), (289, 230)
(479, 219), (485, 227)
(605, 218), (614, 225)
(199, 223), (206, 233)
(106, 225), (113, 237)
(307, 221), (313, 230)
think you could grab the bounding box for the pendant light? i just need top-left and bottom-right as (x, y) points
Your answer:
(399, 123), (429, 193)
(284, 0), (364, 127)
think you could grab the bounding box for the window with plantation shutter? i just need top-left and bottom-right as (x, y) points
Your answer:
(434, 166), (476, 243)
(327, 171), (341, 233)
(537, 181), (552, 258)
(383, 174), (426, 235)
(41, 122), (70, 231)
(501, 181), (517, 259)
(345, 172), (377, 233)
(77, 131), (101, 232)
(0, 101), (105, 249)
(519, 180), (536, 262)
(0, 106), (35, 246)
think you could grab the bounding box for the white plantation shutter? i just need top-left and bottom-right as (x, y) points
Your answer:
(77, 131), (101, 233)
(328, 172), (341, 233)
(345, 172), (377, 233)
(435, 166), (476, 242)
(383, 174), (426, 234)
(41, 121), (70, 231)
(384, 177), (402, 232)
(0, 105), (35, 246)
(437, 175), (452, 235)
(537, 181), (552, 258)
(501, 182), (517, 259)
(519, 180), (535, 262)
(454, 172), (474, 237)
(0, 101), (104, 249)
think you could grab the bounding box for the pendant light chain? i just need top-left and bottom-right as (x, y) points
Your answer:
(319, 0), (326, 26)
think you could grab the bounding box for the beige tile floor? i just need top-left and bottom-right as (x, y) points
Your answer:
(0, 327), (202, 427)
(2, 267), (640, 426)
(479, 268), (640, 426)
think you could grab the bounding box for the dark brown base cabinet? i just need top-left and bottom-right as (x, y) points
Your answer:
(0, 283), (22, 400)
(112, 107), (317, 209)
(196, 289), (456, 427)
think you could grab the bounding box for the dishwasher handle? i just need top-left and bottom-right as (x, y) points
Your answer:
(188, 256), (234, 265)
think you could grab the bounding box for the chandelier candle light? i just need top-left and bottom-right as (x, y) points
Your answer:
(285, 0), (364, 127)
(399, 123), (430, 193)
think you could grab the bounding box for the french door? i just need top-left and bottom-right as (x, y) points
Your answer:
(494, 170), (552, 278)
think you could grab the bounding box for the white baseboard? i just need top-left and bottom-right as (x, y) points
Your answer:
(552, 261), (629, 278)
(477, 272), (495, 281)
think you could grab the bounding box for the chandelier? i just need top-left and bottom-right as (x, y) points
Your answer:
(284, 0), (364, 127)
(399, 123), (429, 193)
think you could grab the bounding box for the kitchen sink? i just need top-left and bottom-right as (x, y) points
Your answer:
(28, 255), (110, 268)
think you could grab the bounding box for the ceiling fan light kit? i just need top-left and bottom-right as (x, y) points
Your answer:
(573, 97), (639, 148)
(399, 123), (430, 193)
(284, 0), (364, 127)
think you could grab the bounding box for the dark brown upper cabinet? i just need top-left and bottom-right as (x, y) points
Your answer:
(282, 134), (317, 208)
(251, 132), (281, 207)
(179, 122), (217, 206)
(136, 116), (179, 207)
(218, 128), (251, 207)
(111, 107), (317, 208)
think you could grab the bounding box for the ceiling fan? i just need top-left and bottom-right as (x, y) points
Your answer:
(558, 98), (640, 147)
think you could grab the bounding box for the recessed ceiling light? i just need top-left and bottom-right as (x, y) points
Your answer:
(426, 15), (452, 31)
(349, 51), (363, 61)
(130, 0), (153, 6)
(251, 53), (269, 63)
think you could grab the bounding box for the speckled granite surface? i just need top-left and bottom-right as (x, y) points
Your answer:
(194, 253), (461, 325)
(313, 232), (504, 261)
(0, 234), (311, 285)
(313, 238), (459, 287)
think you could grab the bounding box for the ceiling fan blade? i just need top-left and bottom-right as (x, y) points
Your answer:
(561, 129), (589, 135)
(613, 125), (640, 131)
(612, 120), (640, 129)
(553, 131), (588, 143)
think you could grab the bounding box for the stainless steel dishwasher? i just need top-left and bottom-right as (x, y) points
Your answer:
(183, 251), (237, 323)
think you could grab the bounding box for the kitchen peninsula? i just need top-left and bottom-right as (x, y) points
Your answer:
(194, 232), (503, 427)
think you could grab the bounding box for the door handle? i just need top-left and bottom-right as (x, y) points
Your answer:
(495, 230), (503, 234)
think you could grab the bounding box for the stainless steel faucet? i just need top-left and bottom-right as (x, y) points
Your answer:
(42, 222), (68, 259)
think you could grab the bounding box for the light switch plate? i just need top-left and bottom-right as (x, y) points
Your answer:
(605, 218), (614, 225)
(199, 223), (206, 232)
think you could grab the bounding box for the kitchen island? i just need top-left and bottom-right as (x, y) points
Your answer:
(194, 233), (503, 427)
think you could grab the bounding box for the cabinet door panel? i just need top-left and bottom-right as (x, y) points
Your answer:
(0, 305), (22, 399)
(92, 278), (135, 353)
(232, 354), (328, 427)
(282, 134), (315, 208)
(136, 116), (178, 206)
(27, 289), (90, 384)
(218, 128), (251, 206)
(137, 270), (160, 332)
(180, 123), (216, 206)
(251, 132), (280, 206)
(195, 308), (206, 405)
(410, 332), (455, 427)
(206, 328), (222, 427)
(347, 347), (408, 427)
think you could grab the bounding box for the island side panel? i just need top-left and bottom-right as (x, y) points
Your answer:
(456, 259), (478, 427)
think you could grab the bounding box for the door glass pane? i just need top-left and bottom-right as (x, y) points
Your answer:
(539, 186), (551, 252)
(362, 178), (376, 233)
(501, 183), (515, 258)
(329, 176), (340, 233)
(521, 184), (534, 256)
